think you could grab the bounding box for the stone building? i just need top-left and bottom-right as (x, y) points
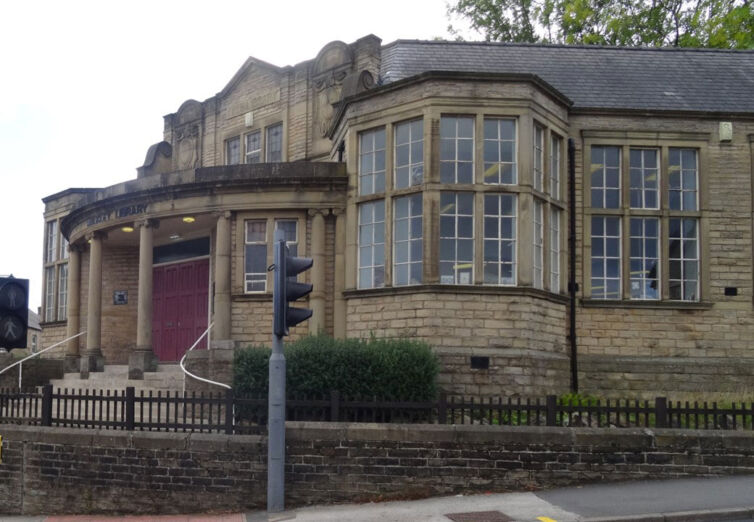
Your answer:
(41, 35), (754, 397)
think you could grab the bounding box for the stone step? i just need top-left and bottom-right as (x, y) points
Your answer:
(50, 363), (187, 393)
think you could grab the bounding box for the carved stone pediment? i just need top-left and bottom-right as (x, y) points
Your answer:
(312, 41), (355, 140)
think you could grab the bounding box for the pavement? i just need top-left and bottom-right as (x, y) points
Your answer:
(2, 476), (754, 522)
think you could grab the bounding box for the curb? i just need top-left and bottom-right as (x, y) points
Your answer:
(583, 506), (754, 522)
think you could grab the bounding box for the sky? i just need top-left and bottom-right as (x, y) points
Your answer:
(0, 0), (476, 310)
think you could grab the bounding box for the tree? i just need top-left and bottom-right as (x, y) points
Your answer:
(448, 0), (754, 48)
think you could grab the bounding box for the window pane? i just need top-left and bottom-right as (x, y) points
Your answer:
(630, 218), (659, 300)
(591, 146), (621, 209)
(670, 148), (698, 211)
(440, 116), (474, 184)
(483, 194), (516, 286)
(266, 123), (282, 162)
(226, 136), (240, 165)
(359, 200), (386, 289)
(245, 131), (261, 164)
(484, 118), (517, 185)
(360, 128), (386, 195)
(591, 216), (621, 299)
(440, 192), (474, 284)
(668, 218), (699, 301)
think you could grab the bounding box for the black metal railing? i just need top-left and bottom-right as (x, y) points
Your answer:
(2, 386), (753, 433)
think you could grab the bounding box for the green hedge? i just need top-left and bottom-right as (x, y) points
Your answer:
(233, 335), (439, 400)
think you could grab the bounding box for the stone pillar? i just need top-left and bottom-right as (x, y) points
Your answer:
(81, 231), (105, 377)
(308, 209), (327, 334)
(333, 208), (346, 338)
(213, 211), (232, 345)
(64, 244), (81, 373)
(129, 219), (158, 379)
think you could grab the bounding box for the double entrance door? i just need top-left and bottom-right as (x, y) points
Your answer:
(151, 258), (210, 361)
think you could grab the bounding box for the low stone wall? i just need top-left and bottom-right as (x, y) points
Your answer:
(2, 422), (754, 515)
(0, 354), (64, 389)
(580, 355), (754, 399)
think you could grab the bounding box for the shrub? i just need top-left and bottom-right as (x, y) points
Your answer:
(233, 334), (439, 400)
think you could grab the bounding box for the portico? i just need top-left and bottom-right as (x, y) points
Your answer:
(56, 162), (347, 378)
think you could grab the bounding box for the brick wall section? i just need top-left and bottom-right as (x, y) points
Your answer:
(2, 422), (754, 515)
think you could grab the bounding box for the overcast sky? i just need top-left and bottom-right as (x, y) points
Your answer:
(0, 0), (476, 310)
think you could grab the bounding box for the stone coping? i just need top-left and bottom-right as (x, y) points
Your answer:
(2, 421), (752, 450)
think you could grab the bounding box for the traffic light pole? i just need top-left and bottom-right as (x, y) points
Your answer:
(268, 229), (313, 513)
(267, 332), (286, 512)
(268, 230), (286, 513)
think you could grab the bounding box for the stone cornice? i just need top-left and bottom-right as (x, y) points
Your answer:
(60, 163), (347, 239)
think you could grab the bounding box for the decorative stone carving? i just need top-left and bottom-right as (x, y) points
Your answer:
(312, 41), (354, 140)
(176, 124), (199, 170)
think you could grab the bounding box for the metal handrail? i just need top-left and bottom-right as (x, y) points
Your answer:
(0, 331), (87, 389)
(179, 322), (232, 392)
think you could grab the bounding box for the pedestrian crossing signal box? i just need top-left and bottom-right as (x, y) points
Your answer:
(0, 277), (29, 349)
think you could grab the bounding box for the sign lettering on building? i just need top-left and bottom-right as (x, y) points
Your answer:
(87, 204), (148, 226)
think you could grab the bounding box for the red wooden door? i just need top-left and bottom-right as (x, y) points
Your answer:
(152, 258), (209, 361)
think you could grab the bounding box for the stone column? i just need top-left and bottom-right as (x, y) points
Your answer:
(308, 209), (327, 334)
(64, 244), (81, 373)
(81, 231), (105, 377)
(129, 219), (158, 379)
(333, 208), (346, 338)
(213, 211), (232, 345)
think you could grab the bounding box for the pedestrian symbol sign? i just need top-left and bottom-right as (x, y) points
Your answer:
(0, 277), (28, 349)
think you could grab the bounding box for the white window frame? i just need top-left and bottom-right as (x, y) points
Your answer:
(629, 217), (660, 300)
(439, 192), (474, 285)
(483, 118), (517, 185)
(244, 220), (268, 293)
(590, 146), (621, 209)
(394, 119), (424, 189)
(533, 125), (544, 192)
(669, 148), (698, 211)
(550, 207), (560, 292)
(45, 266), (56, 321)
(550, 135), (561, 199)
(245, 130), (261, 164)
(359, 128), (386, 196)
(669, 217), (699, 301)
(483, 193), (517, 286)
(533, 199), (544, 289)
(393, 194), (423, 286)
(57, 263), (68, 321)
(440, 116), (474, 185)
(629, 148), (660, 210)
(45, 221), (57, 264)
(358, 200), (386, 289)
(591, 216), (622, 299)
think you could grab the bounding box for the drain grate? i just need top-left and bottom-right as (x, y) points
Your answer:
(444, 511), (513, 522)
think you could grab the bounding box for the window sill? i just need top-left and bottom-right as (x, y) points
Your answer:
(40, 320), (67, 327)
(232, 293), (273, 302)
(343, 284), (568, 304)
(580, 299), (713, 310)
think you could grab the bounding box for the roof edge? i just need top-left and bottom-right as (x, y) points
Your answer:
(328, 70), (573, 138)
(381, 38), (754, 54)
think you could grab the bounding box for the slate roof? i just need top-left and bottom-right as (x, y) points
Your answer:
(380, 40), (754, 114)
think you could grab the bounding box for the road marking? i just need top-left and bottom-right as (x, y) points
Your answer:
(537, 517), (558, 522)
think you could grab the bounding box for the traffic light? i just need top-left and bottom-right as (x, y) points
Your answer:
(0, 276), (29, 349)
(273, 236), (313, 337)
